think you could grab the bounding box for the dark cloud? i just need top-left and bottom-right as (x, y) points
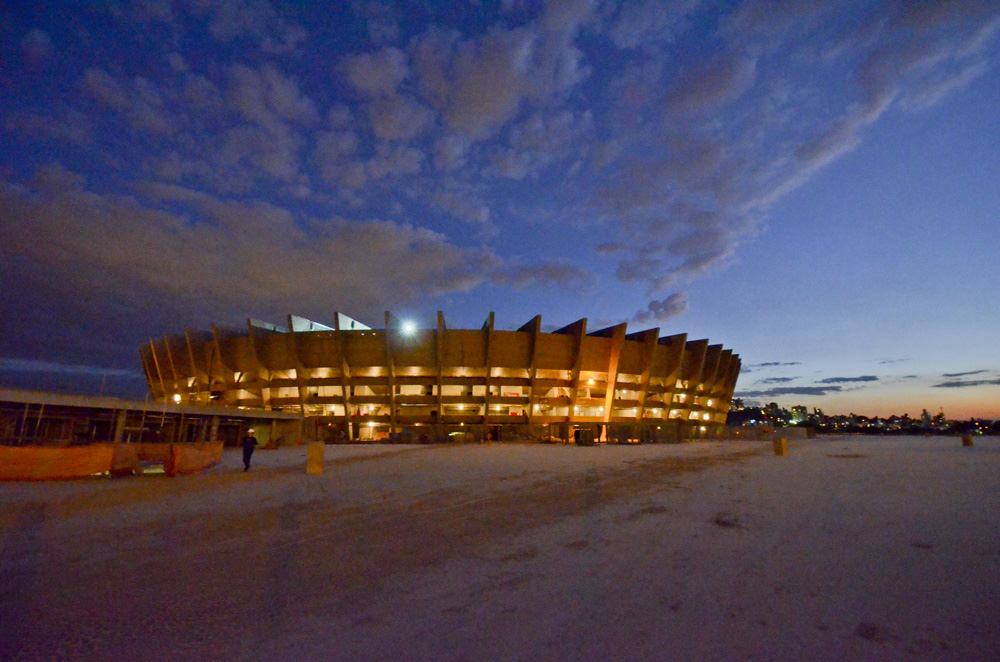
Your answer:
(748, 361), (802, 368)
(737, 386), (843, 398)
(0, 359), (139, 378)
(0, 165), (493, 332)
(21, 28), (54, 62)
(492, 262), (592, 289)
(759, 377), (796, 384)
(662, 55), (757, 115)
(941, 369), (990, 378)
(608, 1), (699, 50)
(629, 293), (689, 325)
(933, 378), (1000, 389)
(118, 0), (309, 54)
(817, 376), (879, 384)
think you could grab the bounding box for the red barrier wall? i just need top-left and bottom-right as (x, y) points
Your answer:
(163, 442), (223, 476)
(0, 444), (115, 481)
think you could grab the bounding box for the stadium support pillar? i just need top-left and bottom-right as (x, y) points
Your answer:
(435, 311), (445, 424)
(149, 339), (167, 403)
(483, 312), (495, 435)
(633, 328), (659, 422)
(601, 324), (627, 429)
(560, 319), (587, 417)
(384, 311), (397, 431)
(287, 315), (309, 416)
(245, 320), (269, 410)
(522, 315), (541, 424)
(334, 312), (353, 424)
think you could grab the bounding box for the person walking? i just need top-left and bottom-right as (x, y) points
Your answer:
(242, 428), (258, 471)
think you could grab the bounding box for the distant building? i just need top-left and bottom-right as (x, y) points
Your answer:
(141, 312), (741, 443)
(790, 405), (808, 424)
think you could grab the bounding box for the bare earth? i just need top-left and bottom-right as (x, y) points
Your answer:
(2, 436), (998, 661)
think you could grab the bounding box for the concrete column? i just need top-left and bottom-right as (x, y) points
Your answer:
(113, 409), (127, 444)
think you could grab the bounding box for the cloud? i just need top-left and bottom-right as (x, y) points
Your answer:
(608, 1), (699, 50)
(902, 59), (989, 109)
(81, 68), (176, 135)
(817, 376), (879, 384)
(6, 106), (93, 145)
(629, 293), (689, 325)
(431, 190), (495, 233)
(218, 124), (304, 183)
(663, 55), (758, 115)
(942, 369), (990, 378)
(435, 28), (537, 140)
(432, 134), (471, 170)
(340, 46), (410, 97)
(491, 108), (594, 179)
(720, 0), (824, 39)
(351, 1), (400, 44)
(933, 369), (1000, 388)
(205, 0), (307, 54)
(737, 386), (843, 398)
(312, 130), (363, 188)
(748, 362), (802, 368)
(21, 28), (54, 62)
(367, 143), (425, 180)
(492, 261), (592, 289)
(0, 165), (491, 326)
(227, 63), (319, 130)
(167, 52), (188, 73)
(0, 358), (139, 378)
(759, 377), (796, 384)
(367, 94), (437, 141)
(933, 378), (1000, 388)
(410, 6), (592, 142)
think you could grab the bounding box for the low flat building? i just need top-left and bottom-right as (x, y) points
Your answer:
(0, 387), (301, 447)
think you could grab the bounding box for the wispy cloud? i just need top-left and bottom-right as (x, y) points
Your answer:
(933, 378), (1000, 389)
(737, 386), (843, 398)
(0, 359), (141, 378)
(817, 376), (879, 384)
(941, 369), (990, 378)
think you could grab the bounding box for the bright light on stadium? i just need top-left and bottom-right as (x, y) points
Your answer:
(401, 321), (417, 335)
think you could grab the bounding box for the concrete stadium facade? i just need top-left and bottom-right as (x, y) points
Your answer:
(141, 313), (741, 443)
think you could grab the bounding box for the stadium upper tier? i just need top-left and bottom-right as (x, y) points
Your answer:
(141, 312), (740, 439)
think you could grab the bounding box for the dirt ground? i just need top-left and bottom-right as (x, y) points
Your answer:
(2, 436), (998, 661)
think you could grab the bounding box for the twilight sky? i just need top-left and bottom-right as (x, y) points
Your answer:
(2, 1), (998, 419)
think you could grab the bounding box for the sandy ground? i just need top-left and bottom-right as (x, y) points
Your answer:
(1, 436), (998, 661)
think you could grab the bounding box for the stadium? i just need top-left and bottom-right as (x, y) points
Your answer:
(141, 313), (740, 444)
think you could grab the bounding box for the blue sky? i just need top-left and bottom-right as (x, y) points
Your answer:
(1, 1), (998, 418)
